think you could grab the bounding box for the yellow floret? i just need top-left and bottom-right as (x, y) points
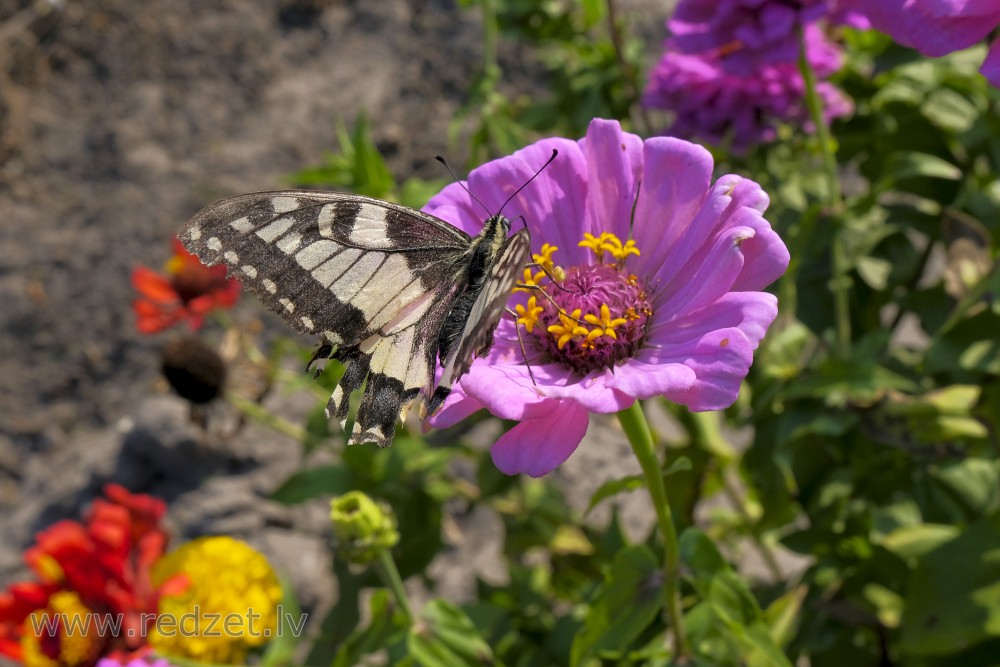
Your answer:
(515, 296), (544, 333)
(584, 304), (628, 342)
(547, 308), (590, 349)
(150, 536), (283, 665)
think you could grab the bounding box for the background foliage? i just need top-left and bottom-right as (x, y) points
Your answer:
(110, 2), (1000, 666)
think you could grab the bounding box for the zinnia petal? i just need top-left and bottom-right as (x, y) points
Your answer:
(490, 400), (590, 477)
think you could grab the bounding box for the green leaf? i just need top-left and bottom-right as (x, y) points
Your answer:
(762, 586), (807, 649)
(932, 459), (1000, 518)
(900, 511), (1000, 656)
(407, 600), (500, 667)
(333, 590), (408, 667)
(680, 529), (792, 667)
(880, 524), (961, 561)
(270, 464), (355, 503)
(784, 360), (918, 404)
(569, 545), (661, 666)
(260, 575), (304, 667)
(585, 474), (644, 515)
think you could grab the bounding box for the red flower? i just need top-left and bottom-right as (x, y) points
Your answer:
(0, 486), (183, 666)
(132, 238), (240, 333)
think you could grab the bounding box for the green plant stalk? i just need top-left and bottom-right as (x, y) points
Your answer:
(376, 548), (414, 621)
(797, 27), (851, 354)
(225, 393), (309, 442)
(618, 401), (689, 658)
(482, 0), (498, 76)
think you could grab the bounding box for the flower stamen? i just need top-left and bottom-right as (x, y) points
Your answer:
(583, 304), (628, 342)
(515, 296), (544, 333)
(547, 308), (590, 349)
(513, 266), (547, 293)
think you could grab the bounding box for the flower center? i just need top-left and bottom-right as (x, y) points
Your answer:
(514, 233), (652, 375)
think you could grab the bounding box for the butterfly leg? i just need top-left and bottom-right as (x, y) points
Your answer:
(505, 307), (538, 387)
(515, 282), (588, 325)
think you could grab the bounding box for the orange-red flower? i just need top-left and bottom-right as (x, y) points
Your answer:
(132, 238), (240, 333)
(0, 486), (184, 667)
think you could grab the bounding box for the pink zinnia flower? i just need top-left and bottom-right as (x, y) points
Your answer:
(426, 119), (789, 477)
(670, 0), (868, 76)
(644, 25), (852, 150)
(842, 0), (1000, 86)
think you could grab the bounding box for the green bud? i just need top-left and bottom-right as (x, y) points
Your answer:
(329, 491), (400, 564)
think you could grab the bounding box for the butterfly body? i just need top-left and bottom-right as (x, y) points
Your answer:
(179, 191), (529, 447)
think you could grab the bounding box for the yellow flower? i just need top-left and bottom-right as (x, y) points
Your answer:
(513, 266), (546, 293)
(578, 232), (614, 261)
(21, 592), (100, 667)
(150, 536), (282, 664)
(584, 304), (628, 342)
(515, 296), (544, 333)
(578, 232), (640, 264)
(532, 243), (559, 274)
(547, 308), (590, 349)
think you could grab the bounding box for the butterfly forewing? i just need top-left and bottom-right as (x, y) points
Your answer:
(180, 189), (531, 448)
(429, 228), (532, 414)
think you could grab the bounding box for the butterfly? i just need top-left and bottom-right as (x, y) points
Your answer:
(178, 154), (554, 447)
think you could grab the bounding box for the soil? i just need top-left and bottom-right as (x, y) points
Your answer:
(2, 1), (774, 660)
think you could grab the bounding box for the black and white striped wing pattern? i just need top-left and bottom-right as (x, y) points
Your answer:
(429, 229), (532, 414)
(179, 191), (471, 446)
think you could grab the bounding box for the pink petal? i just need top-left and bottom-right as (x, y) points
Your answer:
(538, 369), (635, 413)
(458, 362), (552, 421)
(490, 400), (590, 477)
(983, 37), (1000, 86)
(603, 359), (697, 401)
(579, 119), (643, 243)
(656, 225), (756, 316)
(646, 327), (755, 411)
(647, 291), (779, 351)
(729, 207), (789, 291)
(632, 138), (715, 280)
(468, 138), (592, 266)
(427, 388), (484, 429)
(422, 182), (484, 237)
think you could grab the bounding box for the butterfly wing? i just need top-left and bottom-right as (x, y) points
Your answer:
(180, 190), (471, 445)
(428, 228), (532, 414)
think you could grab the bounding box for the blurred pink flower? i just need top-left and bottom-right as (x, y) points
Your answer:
(426, 119), (789, 477)
(842, 0), (1000, 85)
(670, 0), (866, 75)
(644, 25), (852, 150)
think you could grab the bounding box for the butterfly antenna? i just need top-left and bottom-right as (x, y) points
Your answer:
(435, 155), (492, 218)
(499, 148), (558, 215)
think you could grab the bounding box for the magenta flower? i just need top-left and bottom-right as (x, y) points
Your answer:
(425, 119), (789, 477)
(670, 0), (868, 76)
(644, 25), (852, 150)
(842, 0), (1000, 85)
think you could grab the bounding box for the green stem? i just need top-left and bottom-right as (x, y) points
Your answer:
(618, 401), (689, 659)
(798, 26), (851, 354)
(376, 548), (414, 621)
(482, 0), (498, 75)
(225, 393), (309, 442)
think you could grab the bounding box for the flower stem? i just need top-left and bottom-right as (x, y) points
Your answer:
(797, 26), (851, 355)
(225, 393), (309, 442)
(618, 401), (689, 658)
(376, 548), (414, 621)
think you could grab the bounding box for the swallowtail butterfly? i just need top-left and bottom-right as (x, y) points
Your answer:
(179, 159), (549, 447)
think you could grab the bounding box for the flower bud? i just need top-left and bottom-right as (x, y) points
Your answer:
(329, 491), (399, 564)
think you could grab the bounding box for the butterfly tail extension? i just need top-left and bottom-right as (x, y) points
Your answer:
(326, 346), (368, 425)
